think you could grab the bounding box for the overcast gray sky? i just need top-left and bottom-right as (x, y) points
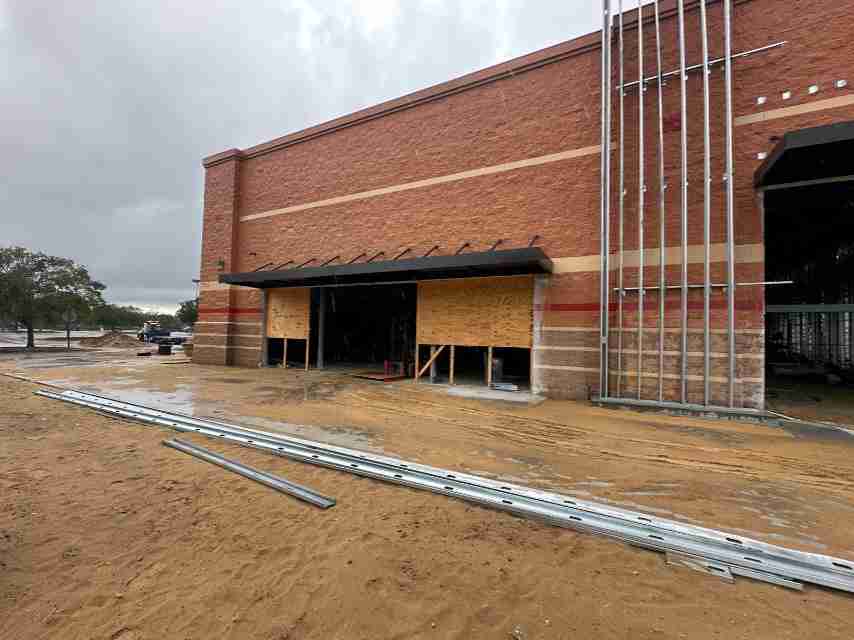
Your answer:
(0, 0), (601, 313)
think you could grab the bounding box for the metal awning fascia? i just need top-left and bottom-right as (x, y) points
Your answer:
(219, 247), (553, 289)
(755, 120), (854, 188)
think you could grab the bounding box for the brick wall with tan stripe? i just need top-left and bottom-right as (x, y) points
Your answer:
(196, 0), (853, 406)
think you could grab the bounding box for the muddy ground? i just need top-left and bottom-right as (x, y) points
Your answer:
(2, 349), (854, 638)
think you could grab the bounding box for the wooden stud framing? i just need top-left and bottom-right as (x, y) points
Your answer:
(414, 343), (420, 382)
(486, 346), (493, 386)
(283, 338), (288, 369)
(417, 345), (446, 379)
(449, 346), (455, 385)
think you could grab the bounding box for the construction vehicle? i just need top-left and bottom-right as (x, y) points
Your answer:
(137, 320), (186, 345)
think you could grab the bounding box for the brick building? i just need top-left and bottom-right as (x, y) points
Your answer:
(194, 0), (854, 410)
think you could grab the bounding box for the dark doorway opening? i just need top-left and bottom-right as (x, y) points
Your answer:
(764, 180), (854, 419)
(415, 345), (531, 390)
(319, 283), (417, 372)
(266, 337), (308, 367)
(492, 347), (532, 390)
(267, 337), (284, 366)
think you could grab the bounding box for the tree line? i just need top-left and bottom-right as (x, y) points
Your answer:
(0, 246), (198, 348)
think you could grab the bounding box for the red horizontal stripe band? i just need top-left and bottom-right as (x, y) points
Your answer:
(538, 302), (763, 312)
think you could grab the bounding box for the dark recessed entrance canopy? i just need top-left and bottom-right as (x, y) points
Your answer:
(220, 247), (553, 289)
(755, 120), (854, 188)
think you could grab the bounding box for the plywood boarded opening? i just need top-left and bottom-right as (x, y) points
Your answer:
(267, 288), (310, 339)
(416, 276), (534, 389)
(266, 288), (311, 369)
(416, 276), (534, 348)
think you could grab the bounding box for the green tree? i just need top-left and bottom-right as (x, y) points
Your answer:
(0, 246), (105, 348)
(92, 303), (147, 330)
(176, 298), (198, 326)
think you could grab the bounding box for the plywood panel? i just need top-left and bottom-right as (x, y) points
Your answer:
(266, 288), (310, 339)
(417, 276), (534, 348)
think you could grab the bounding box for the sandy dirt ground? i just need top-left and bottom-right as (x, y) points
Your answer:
(2, 350), (854, 638)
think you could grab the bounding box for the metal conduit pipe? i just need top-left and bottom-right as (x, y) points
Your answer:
(699, 0), (712, 405)
(653, 0), (667, 403)
(636, 0), (645, 400)
(677, 0), (689, 404)
(723, 0), (738, 407)
(599, 0), (613, 398)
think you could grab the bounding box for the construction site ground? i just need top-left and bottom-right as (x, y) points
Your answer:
(2, 346), (854, 639)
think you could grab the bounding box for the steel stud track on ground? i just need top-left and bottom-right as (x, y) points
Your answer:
(36, 388), (854, 593)
(163, 438), (335, 508)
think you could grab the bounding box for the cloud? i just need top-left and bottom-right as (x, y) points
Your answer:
(0, 0), (600, 311)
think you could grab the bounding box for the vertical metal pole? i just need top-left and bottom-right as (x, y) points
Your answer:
(636, 0), (645, 399)
(723, 0), (737, 406)
(617, 0), (625, 397)
(700, 0), (712, 405)
(653, 0), (666, 402)
(678, 0), (689, 403)
(599, 0), (613, 398)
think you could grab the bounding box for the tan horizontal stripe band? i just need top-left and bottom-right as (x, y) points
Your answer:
(198, 282), (235, 292)
(552, 243), (763, 274)
(240, 145), (600, 222)
(735, 94), (854, 127)
(609, 349), (762, 359)
(610, 370), (763, 384)
(533, 364), (599, 373)
(608, 328), (764, 335)
(538, 326), (763, 335)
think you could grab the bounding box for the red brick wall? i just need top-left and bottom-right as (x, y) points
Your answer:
(195, 0), (854, 406)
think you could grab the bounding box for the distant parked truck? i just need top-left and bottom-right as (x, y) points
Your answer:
(137, 320), (186, 345)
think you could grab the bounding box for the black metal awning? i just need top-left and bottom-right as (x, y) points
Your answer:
(219, 247), (553, 289)
(755, 120), (854, 188)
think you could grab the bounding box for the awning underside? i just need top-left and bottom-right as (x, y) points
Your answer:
(219, 247), (553, 289)
(755, 120), (854, 187)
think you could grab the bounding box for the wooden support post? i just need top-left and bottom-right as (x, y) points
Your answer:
(414, 343), (420, 382)
(429, 346), (437, 383)
(449, 346), (455, 385)
(305, 333), (311, 371)
(317, 288), (326, 369)
(260, 289), (269, 366)
(283, 338), (288, 369)
(486, 346), (493, 387)
(417, 345), (445, 379)
(528, 346), (533, 391)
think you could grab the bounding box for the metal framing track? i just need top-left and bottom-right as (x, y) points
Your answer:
(163, 438), (335, 508)
(36, 387), (854, 593)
